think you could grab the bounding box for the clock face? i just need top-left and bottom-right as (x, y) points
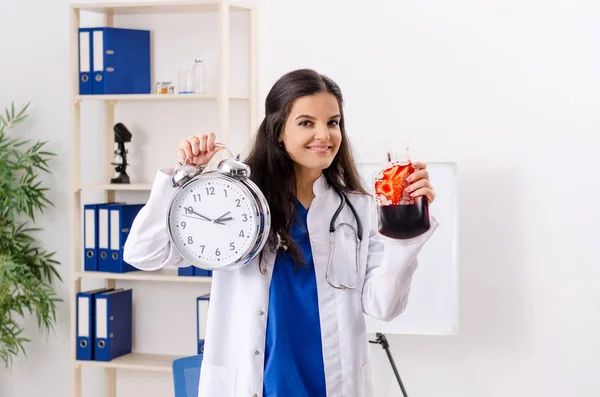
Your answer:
(168, 175), (257, 268)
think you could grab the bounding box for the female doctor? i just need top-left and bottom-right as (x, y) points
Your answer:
(123, 69), (438, 397)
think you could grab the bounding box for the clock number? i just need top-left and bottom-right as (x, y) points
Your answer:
(235, 199), (241, 208)
(206, 187), (215, 196)
(193, 194), (201, 202)
(230, 242), (235, 251)
(185, 206), (193, 215)
(223, 189), (228, 198)
(187, 236), (193, 244)
(181, 221), (186, 229)
(215, 248), (221, 257)
(199, 245), (205, 253)
(242, 214), (248, 222)
(239, 230), (245, 238)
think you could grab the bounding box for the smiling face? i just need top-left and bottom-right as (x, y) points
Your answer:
(279, 92), (342, 176)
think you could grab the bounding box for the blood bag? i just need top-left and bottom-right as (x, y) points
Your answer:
(373, 144), (430, 239)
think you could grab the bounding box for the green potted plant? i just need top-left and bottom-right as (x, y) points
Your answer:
(0, 101), (62, 368)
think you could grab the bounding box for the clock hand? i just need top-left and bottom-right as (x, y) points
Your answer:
(184, 214), (227, 225)
(215, 211), (231, 221)
(190, 210), (214, 222)
(214, 217), (233, 222)
(182, 214), (211, 222)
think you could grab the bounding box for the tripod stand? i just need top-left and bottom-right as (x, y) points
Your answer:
(369, 333), (409, 397)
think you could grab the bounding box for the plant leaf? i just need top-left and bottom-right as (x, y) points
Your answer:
(0, 100), (62, 368)
(15, 103), (30, 120)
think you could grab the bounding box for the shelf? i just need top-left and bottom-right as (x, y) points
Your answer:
(76, 352), (184, 372)
(71, 1), (251, 15)
(76, 268), (213, 283)
(79, 183), (153, 191)
(75, 93), (248, 102)
(69, 1), (256, 394)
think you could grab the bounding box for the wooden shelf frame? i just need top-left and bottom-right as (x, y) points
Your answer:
(78, 183), (154, 192)
(76, 352), (184, 373)
(74, 93), (249, 103)
(69, 1), (257, 396)
(71, 1), (252, 15)
(75, 269), (213, 283)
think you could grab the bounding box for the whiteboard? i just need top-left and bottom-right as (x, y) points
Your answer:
(357, 162), (459, 335)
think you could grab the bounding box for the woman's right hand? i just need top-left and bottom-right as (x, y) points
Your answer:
(177, 132), (223, 168)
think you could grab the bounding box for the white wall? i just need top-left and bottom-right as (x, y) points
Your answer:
(1, 0), (599, 396)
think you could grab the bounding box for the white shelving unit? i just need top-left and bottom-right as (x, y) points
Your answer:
(73, 268), (213, 283)
(79, 184), (153, 191)
(76, 352), (184, 373)
(74, 93), (249, 102)
(69, 1), (257, 396)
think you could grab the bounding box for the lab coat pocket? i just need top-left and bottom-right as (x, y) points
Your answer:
(197, 363), (237, 397)
(361, 359), (374, 397)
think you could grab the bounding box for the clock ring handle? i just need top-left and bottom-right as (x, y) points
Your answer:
(177, 142), (235, 169)
(212, 143), (235, 159)
(173, 142), (247, 187)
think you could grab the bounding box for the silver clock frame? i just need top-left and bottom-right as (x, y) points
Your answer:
(166, 165), (271, 271)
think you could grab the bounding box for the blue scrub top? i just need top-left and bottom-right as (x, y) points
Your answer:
(262, 201), (327, 397)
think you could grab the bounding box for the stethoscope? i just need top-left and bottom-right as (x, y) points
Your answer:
(325, 187), (363, 290)
(271, 186), (364, 290)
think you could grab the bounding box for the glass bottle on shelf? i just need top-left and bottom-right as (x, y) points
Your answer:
(193, 58), (205, 94)
(373, 141), (430, 239)
(178, 70), (193, 94)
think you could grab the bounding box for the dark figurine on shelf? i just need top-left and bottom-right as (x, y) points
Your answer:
(111, 122), (132, 184)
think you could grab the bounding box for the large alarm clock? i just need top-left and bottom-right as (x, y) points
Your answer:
(166, 144), (271, 271)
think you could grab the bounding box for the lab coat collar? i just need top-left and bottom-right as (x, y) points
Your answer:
(312, 173), (331, 197)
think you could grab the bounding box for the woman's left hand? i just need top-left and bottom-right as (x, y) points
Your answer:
(406, 162), (436, 204)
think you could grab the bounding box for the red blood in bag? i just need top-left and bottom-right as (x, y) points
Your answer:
(375, 162), (430, 239)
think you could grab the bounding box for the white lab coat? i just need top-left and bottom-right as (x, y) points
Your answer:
(123, 167), (439, 397)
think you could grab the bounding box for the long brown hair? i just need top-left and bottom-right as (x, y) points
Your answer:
(245, 69), (368, 269)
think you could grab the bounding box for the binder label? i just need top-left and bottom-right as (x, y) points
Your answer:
(85, 209), (95, 249)
(79, 32), (90, 72)
(96, 298), (108, 338)
(93, 30), (104, 72)
(78, 297), (90, 337)
(110, 210), (120, 250)
(99, 209), (108, 249)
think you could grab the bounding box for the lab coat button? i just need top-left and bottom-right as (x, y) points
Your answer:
(253, 394), (258, 397)
(259, 310), (264, 316)
(254, 349), (260, 355)
(261, 268), (267, 275)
